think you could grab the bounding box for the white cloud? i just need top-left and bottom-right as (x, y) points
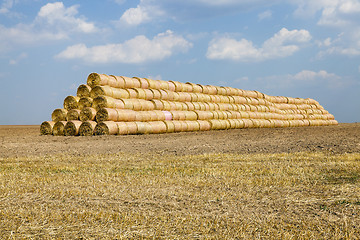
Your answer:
(0, 2), (97, 52)
(36, 2), (97, 33)
(206, 28), (311, 62)
(9, 52), (27, 65)
(258, 10), (272, 21)
(119, 1), (165, 26)
(56, 30), (193, 64)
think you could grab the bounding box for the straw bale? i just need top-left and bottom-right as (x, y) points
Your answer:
(96, 108), (119, 122)
(90, 85), (112, 98)
(95, 121), (119, 135)
(63, 96), (80, 111)
(134, 88), (146, 99)
(77, 84), (91, 97)
(87, 73), (110, 87)
(93, 96), (124, 110)
(66, 109), (81, 121)
(117, 109), (136, 121)
(163, 120), (175, 133)
(167, 81), (176, 92)
(79, 121), (97, 136)
(146, 78), (161, 89)
(133, 77), (149, 89)
(136, 122), (152, 134)
(148, 121), (167, 134)
(160, 100), (171, 111)
(151, 99), (164, 110)
(80, 107), (97, 121)
(52, 108), (68, 122)
(64, 120), (82, 136)
(78, 97), (93, 110)
(53, 121), (67, 136)
(110, 75), (126, 88)
(40, 121), (55, 135)
(122, 76), (141, 88)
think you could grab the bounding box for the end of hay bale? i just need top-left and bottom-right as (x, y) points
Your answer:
(63, 96), (80, 111)
(79, 121), (97, 136)
(94, 121), (119, 135)
(53, 121), (67, 136)
(87, 73), (109, 87)
(51, 108), (68, 122)
(64, 120), (82, 136)
(40, 121), (55, 135)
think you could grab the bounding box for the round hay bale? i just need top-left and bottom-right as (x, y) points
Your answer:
(66, 109), (81, 121)
(94, 121), (119, 135)
(160, 100), (172, 111)
(122, 76), (141, 88)
(87, 73), (109, 87)
(77, 84), (91, 98)
(163, 120), (175, 133)
(146, 78), (161, 89)
(133, 77), (149, 89)
(148, 121), (167, 134)
(40, 121), (55, 135)
(53, 121), (67, 136)
(110, 75), (126, 88)
(93, 96), (124, 110)
(78, 97), (93, 110)
(185, 121), (200, 132)
(79, 121), (97, 136)
(151, 99), (164, 110)
(64, 120), (82, 136)
(197, 120), (211, 131)
(80, 107), (97, 121)
(150, 89), (162, 100)
(96, 108), (118, 122)
(52, 108), (68, 122)
(186, 82), (202, 93)
(90, 85), (113, 98)
(63, 96), (80, 111)
(135, 122), (152, 134)
(135, 111), (151, 122)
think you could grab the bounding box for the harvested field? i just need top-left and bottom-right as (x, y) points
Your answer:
(0, 123), (359, 238)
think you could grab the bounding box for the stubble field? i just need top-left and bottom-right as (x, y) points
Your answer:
(0, 123), (359, 239)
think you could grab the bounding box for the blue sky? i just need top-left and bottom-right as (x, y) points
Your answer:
(0, 0), (359, 124)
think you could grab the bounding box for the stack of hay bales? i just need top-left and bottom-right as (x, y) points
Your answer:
(40, 73), (338, 136)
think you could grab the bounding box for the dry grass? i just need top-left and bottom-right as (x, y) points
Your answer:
(0, 152), (359, 239)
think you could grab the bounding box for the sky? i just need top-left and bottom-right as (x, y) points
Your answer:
(0, 0), (359, 124)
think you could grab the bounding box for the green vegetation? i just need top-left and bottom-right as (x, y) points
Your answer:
(1, 152), (359, 239)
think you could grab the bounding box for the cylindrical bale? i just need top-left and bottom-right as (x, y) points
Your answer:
(160, 100), (171, 111)
(208, 119), (226, 130)
(172, 121), (183, 132)
(126, 88), (138, 99)
(131, 99), (144, 111)
(197, 84), (209, 94)
(96, 108), (118, 122)
(133, 77), (149, 89)
(217, 87), (227, 96)
(186, 82), (202, 93)
(227, 119), (238, 129)
(169, 80), (183, 92)
(185, 121), (200, 132)
(167, 81), (176, 92)
(178, 92), (191, 102)
(172, 102), (183, 110)
(79, 121), (97, 136)
(66, 109), (81, 121)
(116, 122), (129, 135)
(52, 108), (68, 122)
(116, 109), (136, 122)
(151, 99), (164, 110)
(95, 121), (119, 135)
(135, 111), (151, 122)
(110, 75), (126, 88)
(135, 122), (152, 134)
(63, 96), (80, 111)
(171, 111), (186, 120)
(207, 85), (217, 95)
(106, 75), (118, 88)
(184, 111), (198, 121)
(93, 96), (124, 110)
(184, 102), (195, 111)
(162, 111), (173, 121)
(163, 120), (175, 133)
(196, 102), (207, 111)
(146, 78), (161, 89)
(182, 82), (192, 92)
(159, 89), (169, 100)
(90, 85), (113, 98)
(235, 119), (245, 128)
(40, 121), (55, 135)
(53, 121), (67, 136)
(148, 121), (167, 134)
(159, 80), (170, 90)
(80, 107), (97, 121)
(242, 119), (254, 128)
(194, 110), (213, 120)
(77, 84), (91, 98)
(126, 122), (138, 135)
(163, 90), (175, 101)
(112, 88), (130, 99)
(87, 73), (109, 87)
(78, 97), (93, 110)
(122, 76), (141, 88)
(140, 89), (154, 100)
(150, 89), (162, 100)
(150, 110), (165, 121)
(197, 120), (211, 131)
(64, 120), (82, 136)
(132, 88), (145, 99)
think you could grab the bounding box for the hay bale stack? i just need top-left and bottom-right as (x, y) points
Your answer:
(41, 72), (338, 136)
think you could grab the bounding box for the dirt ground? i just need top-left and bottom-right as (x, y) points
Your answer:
(1, 123), (359, 158)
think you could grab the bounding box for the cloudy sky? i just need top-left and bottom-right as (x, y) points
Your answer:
(0, 0), (359, 124)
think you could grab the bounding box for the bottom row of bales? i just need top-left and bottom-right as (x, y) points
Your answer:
(40, 119), (338, 136)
